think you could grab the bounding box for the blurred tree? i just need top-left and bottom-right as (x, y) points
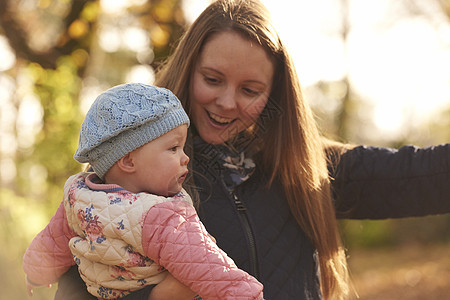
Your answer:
(1, 0), (99, 210)
(143, 0), (187, 67)
(304, 0), (450, 252)
(308, 0), (450, 146)
(0, 1), (186, 298)
(402, 0), (450, 144)
(0, 0), (187, 209)
(307, 0), (372, 144)
(0, 0), (95, 70)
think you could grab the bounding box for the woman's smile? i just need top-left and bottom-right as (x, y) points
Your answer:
(207, 110), (236, 126)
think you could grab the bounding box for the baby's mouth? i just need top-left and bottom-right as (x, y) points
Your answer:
(179, 171), (188, 183)
(207, 111), (235, 125)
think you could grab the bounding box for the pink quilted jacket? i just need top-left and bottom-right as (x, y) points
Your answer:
(23, 173), (263, 299)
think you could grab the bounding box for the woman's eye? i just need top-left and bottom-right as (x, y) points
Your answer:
(243, 87), (261, 96)
(204, 76), (219, 84)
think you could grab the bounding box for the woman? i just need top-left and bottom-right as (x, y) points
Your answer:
(56, 0), (450, 299)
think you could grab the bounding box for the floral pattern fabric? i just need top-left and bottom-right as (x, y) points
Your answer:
(64, 172), (191, 299)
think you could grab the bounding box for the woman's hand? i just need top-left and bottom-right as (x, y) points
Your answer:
(148, 274), (196, 300)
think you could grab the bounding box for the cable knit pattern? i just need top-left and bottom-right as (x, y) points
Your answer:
(73, 83), (189, 179)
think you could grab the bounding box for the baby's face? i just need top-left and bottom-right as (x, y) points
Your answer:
(131, 125), (189, 196)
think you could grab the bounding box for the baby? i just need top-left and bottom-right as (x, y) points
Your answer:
(23, 83), (263, 299)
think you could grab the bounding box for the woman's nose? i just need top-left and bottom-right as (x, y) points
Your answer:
(216, 87), (237, 110)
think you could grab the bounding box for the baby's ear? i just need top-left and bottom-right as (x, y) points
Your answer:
(116, 153), (136, 173)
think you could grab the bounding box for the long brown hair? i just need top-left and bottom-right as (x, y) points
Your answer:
(155, 0), (350, 298)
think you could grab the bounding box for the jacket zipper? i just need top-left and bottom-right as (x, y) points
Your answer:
(232, 191), (260, 279)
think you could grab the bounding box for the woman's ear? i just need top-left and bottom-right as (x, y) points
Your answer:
(116, 153), (136, 174)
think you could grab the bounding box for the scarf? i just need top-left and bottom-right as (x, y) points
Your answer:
(193, 135), (256, 192)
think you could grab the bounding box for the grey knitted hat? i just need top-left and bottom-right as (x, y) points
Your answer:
(74, 83), (189, 179)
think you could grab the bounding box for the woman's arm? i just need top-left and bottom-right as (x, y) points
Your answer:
(330, 144), (450, 219)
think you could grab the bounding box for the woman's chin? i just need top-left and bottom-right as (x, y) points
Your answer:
(197, 126), (230, 144)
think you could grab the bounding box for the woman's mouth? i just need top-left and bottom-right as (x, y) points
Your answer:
(207, 111), (235, 126)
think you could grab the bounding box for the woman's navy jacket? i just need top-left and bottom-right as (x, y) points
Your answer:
(195, 144), (450, 299)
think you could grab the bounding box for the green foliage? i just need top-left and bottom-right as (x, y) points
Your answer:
(15, 57), (84, 209)
(340, 219), (396, 248)
(340, 214), (450, 250)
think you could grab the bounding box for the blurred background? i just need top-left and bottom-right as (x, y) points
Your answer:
(0, 0), (449, 299)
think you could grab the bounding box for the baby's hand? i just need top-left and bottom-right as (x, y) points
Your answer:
(26, 281), (34, 297)
(25, 276), (51, 297)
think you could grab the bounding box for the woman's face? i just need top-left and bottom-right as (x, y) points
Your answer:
(189, 31), (275, 144)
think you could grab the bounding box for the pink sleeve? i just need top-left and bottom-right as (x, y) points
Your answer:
(141, 201), (264, 300)
(22, 201), (77, 286)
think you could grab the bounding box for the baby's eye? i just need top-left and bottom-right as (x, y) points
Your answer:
(169, 146), (178, 152)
